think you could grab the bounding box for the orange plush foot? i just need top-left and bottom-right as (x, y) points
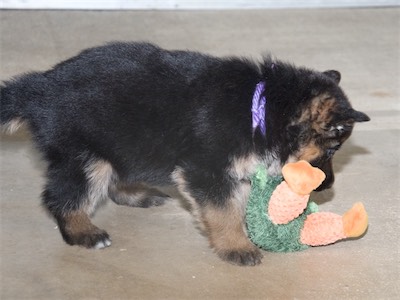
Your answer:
(343, 202), (368, 238)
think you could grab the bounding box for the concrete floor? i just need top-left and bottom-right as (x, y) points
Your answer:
(0, 8), (399, 300)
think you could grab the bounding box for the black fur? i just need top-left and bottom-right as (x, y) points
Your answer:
(0, 42), (369, 265)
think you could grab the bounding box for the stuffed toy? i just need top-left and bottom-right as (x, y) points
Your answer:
(246, 160), (368, 252)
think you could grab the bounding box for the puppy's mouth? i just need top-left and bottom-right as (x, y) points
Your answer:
(315, 178), (333, 191)
(311, 159), (334, 192)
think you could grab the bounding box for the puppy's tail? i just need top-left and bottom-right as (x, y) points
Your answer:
(1, 72), (47, 134)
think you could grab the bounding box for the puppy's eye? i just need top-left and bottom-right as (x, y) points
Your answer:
(326, 149), (336, 157)
(326, 144), (341, 158)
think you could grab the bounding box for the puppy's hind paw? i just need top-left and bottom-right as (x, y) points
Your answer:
(218, 248), (263, 266)
(137, 196), (168, 208)
(63, 229), (112, 249)
(57, 212), (112, 249)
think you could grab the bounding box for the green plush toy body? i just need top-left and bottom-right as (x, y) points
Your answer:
(246, 165), (318, 252)
(245, 162), (369, 252)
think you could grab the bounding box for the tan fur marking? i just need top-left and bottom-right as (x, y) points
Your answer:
(231, 181), (251, 227)
(2, 118), (25, 134)
(299, 94), (337, 133)
(60, 211), (110, 248)
(110, 182), (166, 207)
(115, 185), (147, 203)
(63, 211), (99, 236)
(172, 169), (254, 252)
(172, 167), (252, 236)
(229, 154), (259, 180)
(171, 167), (202, 225)
(297, 142), (323, 162)
(172, 167), (261, 264)
(84, 159), (114, 215)
(201, 197), (255, 254)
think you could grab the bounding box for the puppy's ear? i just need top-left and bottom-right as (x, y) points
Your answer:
(337, 108), (370, 123)
(348, 109), (370, 122)
(323, 70), (341, 84)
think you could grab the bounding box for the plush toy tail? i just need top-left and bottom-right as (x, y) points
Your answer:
(300, 202), (368, 246)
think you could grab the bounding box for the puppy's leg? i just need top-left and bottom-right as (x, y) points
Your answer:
(42, 158), (113, 249)
(173, 169), (262, 266)
(200, 182), (263, 266)
(109, 183), (169, 208)
(56, 211), (111, 249)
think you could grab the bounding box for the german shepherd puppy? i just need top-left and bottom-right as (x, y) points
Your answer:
(0, 42), (369, 266)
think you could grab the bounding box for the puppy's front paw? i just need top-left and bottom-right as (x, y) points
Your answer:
(218, 247), (263, 266)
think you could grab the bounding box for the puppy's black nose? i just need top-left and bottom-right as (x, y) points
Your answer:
(315, 175), (334, 191)
(310, 158), (335, 192)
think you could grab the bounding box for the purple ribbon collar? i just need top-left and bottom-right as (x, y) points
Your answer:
(251, 81), (267, 136)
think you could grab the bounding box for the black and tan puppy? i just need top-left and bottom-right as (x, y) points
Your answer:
(0, 42), (369, 266)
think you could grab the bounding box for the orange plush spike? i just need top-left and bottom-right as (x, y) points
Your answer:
(282, 160), (326, 195)
(343, 202), (368, 238)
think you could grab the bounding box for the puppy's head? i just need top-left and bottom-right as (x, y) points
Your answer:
(286, 70), (370, 191)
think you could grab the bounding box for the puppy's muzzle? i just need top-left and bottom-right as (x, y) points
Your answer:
(313, 159), (334, 191)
